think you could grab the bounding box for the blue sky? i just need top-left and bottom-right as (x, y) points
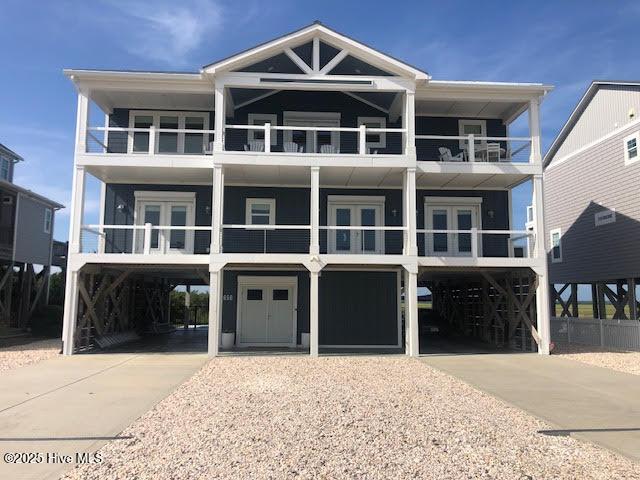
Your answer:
(2, 0), (640, 241)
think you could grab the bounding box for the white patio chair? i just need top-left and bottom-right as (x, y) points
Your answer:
(438, 147), (464, 162)
(486, 143), (501, 162)
(320, 144), (340, 154)
(283, 141), (303, 153)
(243, 140), (265, 152)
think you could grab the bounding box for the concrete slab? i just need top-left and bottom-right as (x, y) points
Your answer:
(0, 352), (207, 480)
(423, 353), (640, 462)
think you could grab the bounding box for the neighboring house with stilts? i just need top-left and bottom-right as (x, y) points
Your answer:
(62, 22), (553, 356)
(0, 143), (64, 333)
(544, 80), (640, 323)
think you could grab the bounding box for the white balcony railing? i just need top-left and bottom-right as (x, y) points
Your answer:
(222, 224), (312, 254)
(417, 228), (535, 258)
(85, 127), (216, 155)
(224, 123), (406, 155)
(415, 134), (533, 163)
(80, 224), (212, 254)
(320, 225), (406, 255)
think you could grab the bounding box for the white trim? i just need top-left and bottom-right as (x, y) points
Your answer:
(623, 131), (640, 165)
(423, 197), (483, 257)
(245, 198), (276, 225)
(458, 119), (487, 148)
(282, 111), (341, 153)
(547, 117), (640, 170)
(357, 116), (387, 149)
(133, 191), (196, 201)
(236, 275), (298, 348)
(422, 196), (483, 205)
(550, 228), (562, 263)
(247, 113), (278, 145)
(284, 47), (313, 74)
(127, 110), (210, 154)
(319, 49), (349, 75)
(327, 195), (386, 255)
(594, 208), (616, 226)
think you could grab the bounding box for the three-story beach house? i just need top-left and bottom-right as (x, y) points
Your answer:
(62, 22), (553, 356)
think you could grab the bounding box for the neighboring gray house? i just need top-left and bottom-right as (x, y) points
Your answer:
(0, 143), (64, 330)
(543, 81), (640, 319)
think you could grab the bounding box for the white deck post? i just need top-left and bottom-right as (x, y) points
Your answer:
(309, 269), (319, 357)
(75, 90), (89, 154)
(533, 173), (551, 354)
(528, 99), (542, 164)
(213, 82), (225, 153)
(310, 166), (320, 255)
(403, 91), (416, 156)
(403, 168), (417, 256)
(404, 265), (419, 356)
(211, 165), (225, 254)
(208, 267), (223, 357)
(61, 270), (80, 355)
(68, 166), (86, 255)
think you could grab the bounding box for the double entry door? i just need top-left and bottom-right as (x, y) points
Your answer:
(237, 277), (297, 347)
(425, 204), (480, 256)
(329, 200), (384, 254)
(135, 198), (194, 254)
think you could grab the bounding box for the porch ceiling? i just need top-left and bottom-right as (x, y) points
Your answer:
(84, 165), (213, 184)
(416, 171), (530, 189)
(415, 99), (525, 122)
(90, 91), (215, 113)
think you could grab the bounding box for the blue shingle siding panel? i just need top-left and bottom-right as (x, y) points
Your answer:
(319, 270), (399, 346)
(415, 117), (507, 161)
(103, 184), (212, 254)
(417, 190), (510, 257)
(226, 90), (402, 154)
(222, 270), (310, 344)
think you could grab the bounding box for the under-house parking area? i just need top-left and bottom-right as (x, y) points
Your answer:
(417, 267), (541, 354)
(69, 264), (210, 354)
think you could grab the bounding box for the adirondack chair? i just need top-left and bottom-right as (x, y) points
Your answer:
(438, 147), (464, 162)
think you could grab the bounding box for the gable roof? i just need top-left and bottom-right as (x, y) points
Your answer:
(202, 21), (430, 81)
(544, 80), (640, 167)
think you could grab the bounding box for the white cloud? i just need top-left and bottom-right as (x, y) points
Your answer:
(102, 0), (224, 66)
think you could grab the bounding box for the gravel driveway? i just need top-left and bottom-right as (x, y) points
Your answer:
(63, 356), (640, 480)
(553, 343), (640, 376)
(0, 338), (59, 372)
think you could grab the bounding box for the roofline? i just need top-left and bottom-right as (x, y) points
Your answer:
(64, 68), (205, 81)
(425, 80), (553, 94)
(202, 21), (430, 80)
(544, 80), (640, 167)
(0, 180), (64, 209)
(0, 143), (24, 162)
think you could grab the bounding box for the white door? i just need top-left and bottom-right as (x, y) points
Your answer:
(283, 113), (340, 153)
(329, 203), (383, 254)
(135, 201), (194, 254)
(238, 278), (296, 346)
(425, 205), (479, 256)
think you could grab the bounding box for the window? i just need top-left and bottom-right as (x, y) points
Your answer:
(357, 116), (386, 150)
(128, 111), (209, 154)
(247, 289), (263, 300)
(246, 198), (275, 225)
(624, 131), (639, 165)
(273, 289), (288, 301)
(0, 157), (9, 181)
(550, 228), (562, 263)
(248, 114), (278, 146)
(458, 119), (487, 148)
(44, 208), (52, 234)
(595, 209), (616, 226)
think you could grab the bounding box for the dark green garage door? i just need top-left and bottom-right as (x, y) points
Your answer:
(319, 270), (399, 346)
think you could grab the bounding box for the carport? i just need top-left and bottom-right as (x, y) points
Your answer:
(418, 267), (541, 354)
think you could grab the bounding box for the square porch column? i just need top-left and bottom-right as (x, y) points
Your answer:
(402, 168), (417, 256)
(309, 269), (320, 357)
(208, 266), (224, 357)
(533, 173), (551, 354)
(404, 265), (419, 357)
(210, 165), (225, 254)
(310, 166), (320, 255)
(61, 270), (80, 355)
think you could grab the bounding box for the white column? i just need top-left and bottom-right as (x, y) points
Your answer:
(310, 167), (320, 255)
(211, 165), (225, 254)
(404, 266), (419, 356)
(213, 82), (225, 152)
(403, 91), (416, 156)
(74, 90), (90, 154)
(309, 269), (319, 356)
(208, 267), (223, 357)
(61, 269), (80, 355)
(528, 98), (542, 164)
(68, 166), (86, 254)
(533, 173), (550, 354)
(403, 168), (417, 256)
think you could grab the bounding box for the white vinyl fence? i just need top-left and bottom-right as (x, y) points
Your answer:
(551, 317), (640, 351)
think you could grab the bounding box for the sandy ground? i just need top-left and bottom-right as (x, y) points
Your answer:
(0, 338), (59, 372)
(553, 343), (640, 376)
(62, 356), (640, 480)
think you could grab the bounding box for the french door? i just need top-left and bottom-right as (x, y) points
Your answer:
(283, 112), (340, 153)
(425, 205), (480, 256)
(329, 203), (384, 254)
(135, 201), (194, 254)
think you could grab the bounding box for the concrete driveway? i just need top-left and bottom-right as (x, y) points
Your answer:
(0, 350), (207, 480)
(423, 352), (640, 462)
